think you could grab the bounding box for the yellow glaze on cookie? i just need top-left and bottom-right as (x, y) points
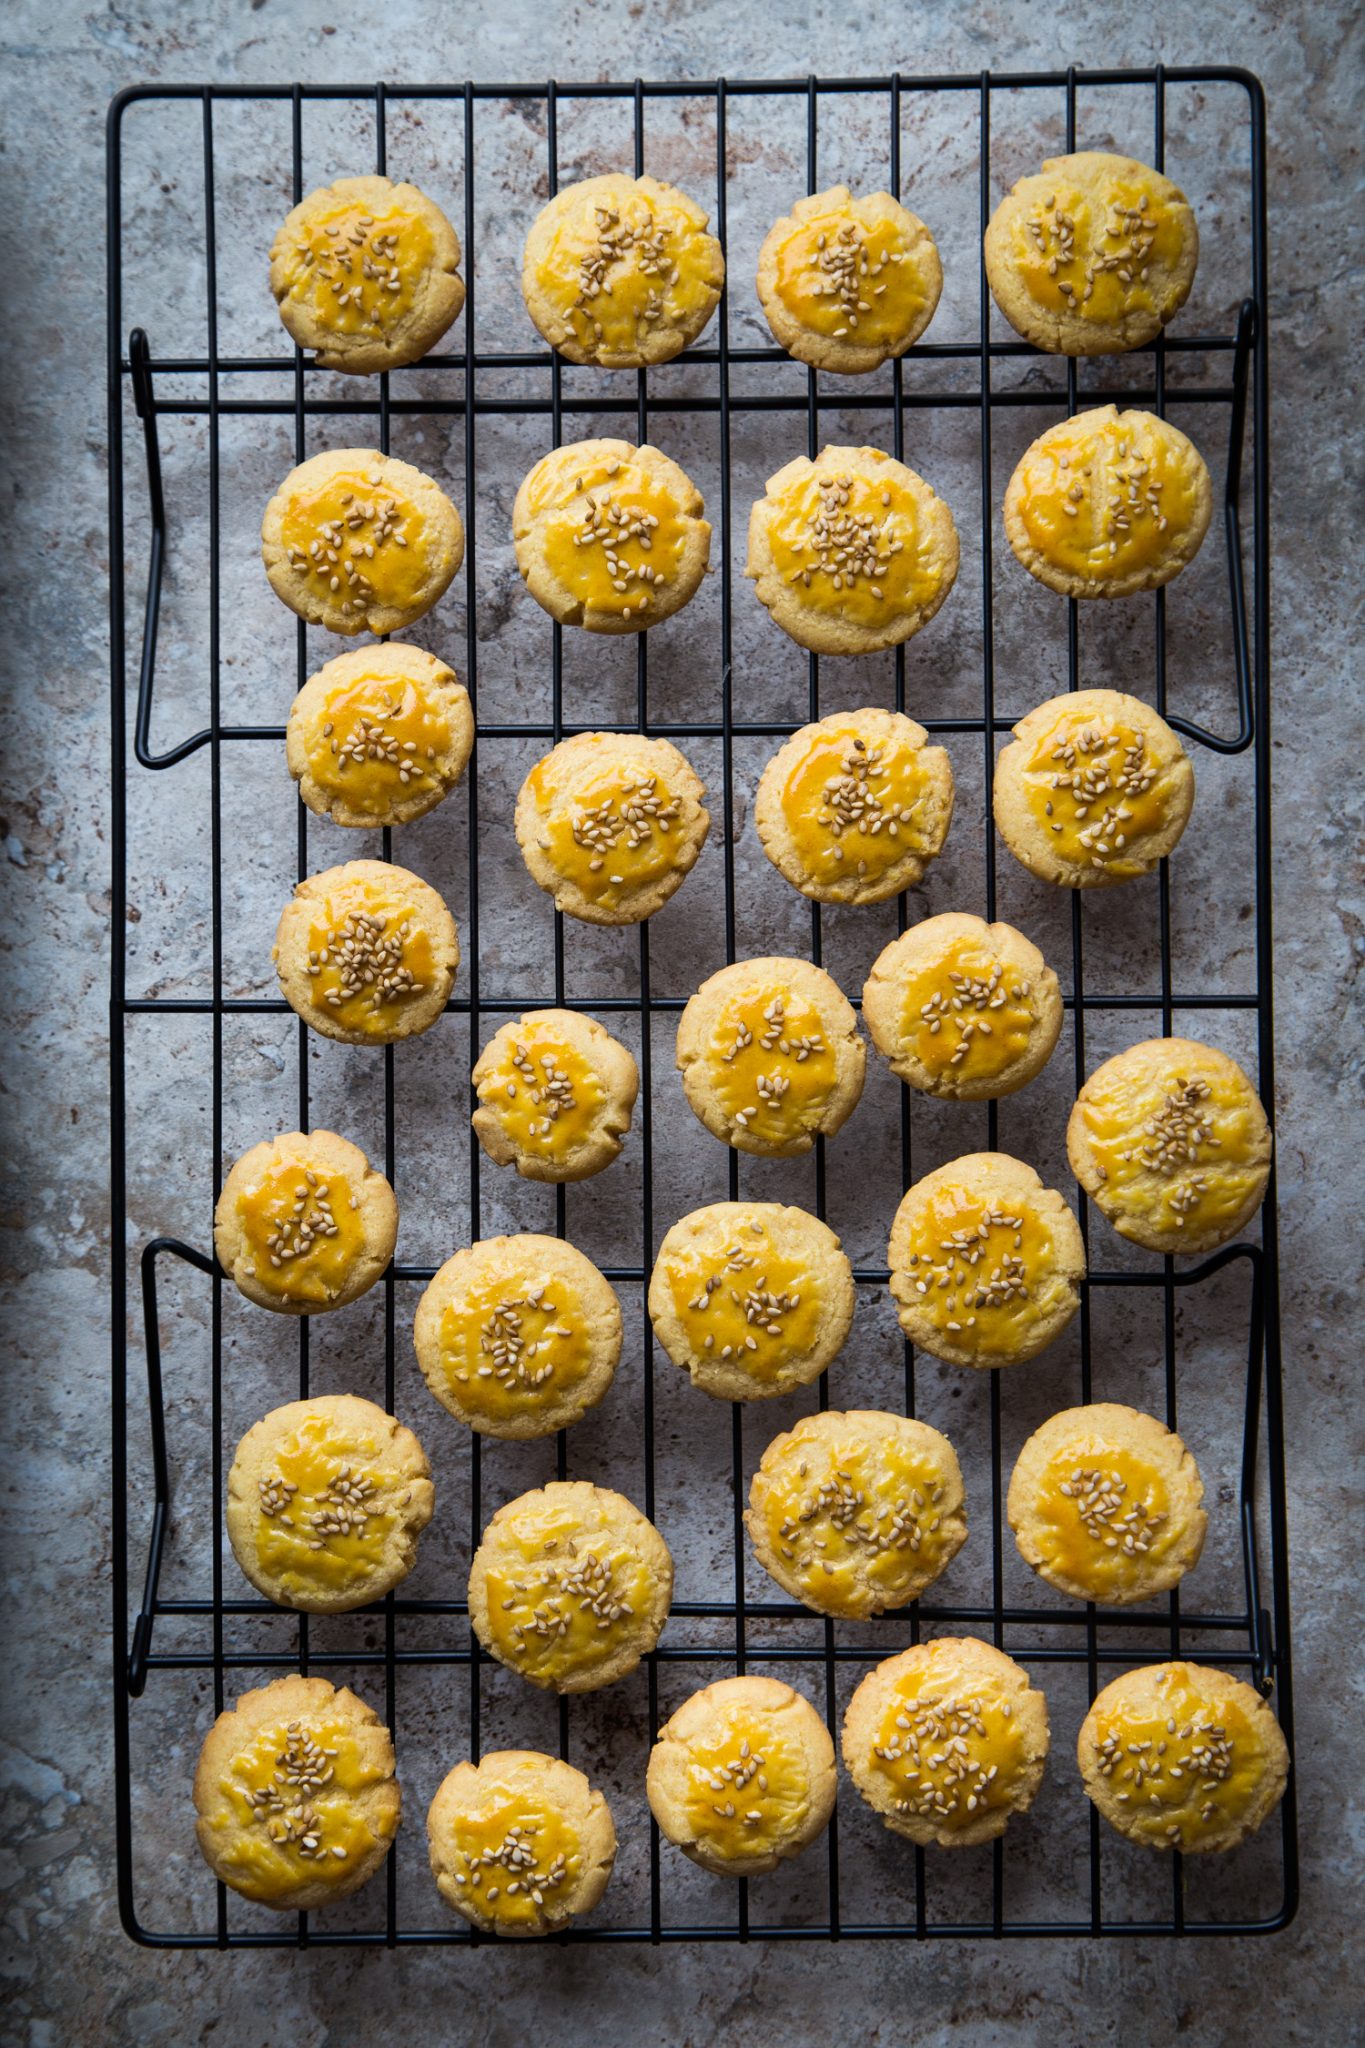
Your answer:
(292, 670), (452, 821)
(1005, 168), (1188, 335)
(524, 751), (685, 913)
(434, 1271), (594, 1429)
(232, 1151), (367, 1306)
(898, 935), (1038, 1089)
(660, 1218), (829, 1388)
(1074, 1054), (1266, 1245)
(303, 871), (437, 1040)
(766, 464), (947, 628)
(277, 199), (435, 340)
(529, 185), (719, 360)
(279, 464), (433, 617)
(520, 447), (693, 625)
(771, 205), (934, 347)
(1031, 1443), (1173, 1601)
(894, 1183), (1058, 1362)
(204, 1717), (389, 1903)
(252, 1411), (399, 1601)
(443, 1789), (584, 1931)
(756, 1430), (958, 1619)
(1020, 703), (1179, 874)
(1010, 412), (1203, 587)
(474, 1028), (608, 1169)
(777, 721), (945, 891)
(680, 1715), (809, 1865)
(1085, 1665), (1272, 1849)
(478, 1503), (657, 1690)
(706, 986), (838, 1150)
(869, 1660), (1029, 1835)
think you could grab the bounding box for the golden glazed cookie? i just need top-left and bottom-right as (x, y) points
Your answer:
(647, 1677), (837, 1878)
(888, 1152), (1085, 1370)
(273, 859), (458, 1046)
(676, 957), (866, 1158)
(193, 1676), (400, 1909)
(746, 1409), (967, 1620)
(747, 445), (959, 656)
(984, 153), (1198, 356)
(468, 1480), (672, 1695)
(843, 1637), (1050, 1847)
(522, 173), (724, 368)
(285, 644), (473, 830)
(1067, 1037), (1272, 1255)
(428, 1750), (617, 1937)
(472, 1009), (638, 1183)
(262, 447), (464, 636)
(513, 439), (710, 633)
(269, 175), (465, 373)
(756, 185), (942, 374)
(213, 1129), (397, 1316)
(414, 1234), (622, 1441)
(754, 708), (954, 907)
(1078, 1661), (1289, 1853)
(863, 913), (1063, 1101)
(515, 732), (709, 926)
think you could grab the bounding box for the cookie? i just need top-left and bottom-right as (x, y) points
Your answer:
(269, 175), (465, 373)
(226, 1394), (433, 1614)
(193, 1675), (400, 1909)
(522, 173), (723, 368)
(428, 1750), (617, 1937)
(467, 1479), (672, 1695)
(842, 1637), (1050, 1847)
(756, 184), (942, 373)
(472, 1009), (639, 1182)
(994, 688), (1194, 887)
(513, 439), (710, 633)
(1067, 1037), (1272, 1255)
(746, 1409), (967, 1619)
(285, 643), (473, 829)
(261, 447), (463, 636)
(754, 708), (954, 906)
(273, 859), (458, 1045)
(647, 1201), (854, 1403)
(514, 732), (709, 925)
(1078, 1661), (1289, 1853)
(1007, 1402), (1206, 1606)
(887, 1152), (1085, 1369)
(647, 1677), (836, 1878)
(1003, 405), (1211, 600)
(213, 1128), (397, 1316)
(676, 956), (866, 1158)
(746, 444), (959, 656)
(862, 912), (1063, 1100)
(984, 153), (1198, 356)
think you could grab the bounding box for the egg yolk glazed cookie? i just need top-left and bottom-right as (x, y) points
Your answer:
(468, 1480), (672, 1695)
(863, 913), (1063, 1100)
(515, 732), (709, 925)
(843, 1637), (1050, 1847)
(676, 957), (866, 1158)
(428, 1750), (617, 1937)
(754, 708), (954, 907)
(747, 445), (959, 656)
(472, 1009), (639, 1183)
(1004, 405), (1212, 600)
(756, 185), (942, 374)
(984, 153), (1198, 357)
(1067, 1037), (1272, 1254)
(513, 439), (710, 633)
(414, 1234), (622, 1441)
(1007, 1402), (1207, 1606)
(522, 173), (724, 368)
(193, 1676), (400, 1909)
(1078, 1661), (1289, 1853)
(994, 688), (1194, 887)
(647, 1677), (837, 1878)
(888, 1152), (1085, 1369)
(269, 175), (465, 373)
(285, 644), (473, 830)
(226, 1394), (434, 1614)
(262, 447), (464, 636)
(214, 1129), (397, 1315)
(273, 859), (458, 1045)
(746, 1409), (967, 1619)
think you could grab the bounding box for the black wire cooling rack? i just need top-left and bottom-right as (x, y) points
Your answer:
(108, 68), (1295, 1947)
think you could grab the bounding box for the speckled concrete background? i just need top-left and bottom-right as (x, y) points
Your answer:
(2, 1), (1362, 2043)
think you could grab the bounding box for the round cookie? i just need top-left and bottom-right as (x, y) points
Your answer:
(414, 1234), (622, 1441)
(213, 1128), (397, 1316)
(887, 1152), (1085, 1370)
(286, 644), (473, 829)
(994, 688), (1194, 887)
(193, 1675), (399, 1909)
(1078, 1661), (1289, 1853)
(472, 1009), (639, 1182)
(756, 184), (942, 374)
(273, 859), (458, 1046)
(746, 1409), (967, 1619)
(262, 447), (464, 636)
(1003, 404), (1211, 600)
(676, 956), (866, 1159)
(522, 172), (724, 368)
(513, 439), (710, 634)
(1067, 1037), (1272, 1255)
(269, 175), (465, 374)
(647, 1677), (837, 1878)
(754, 708), (954, 907)
(862, 912), (1063, 1100)
(226, 1394), (434, 1614)
(647, 1202), (854, 1402)
(1007, 1402), (1206, 1606)
(747, 444), (959, 656)
(428, 1750), (617, 1937)
(984, 152), (1198, 357)
(842, 1637), (1050, 1847)
(515, 732), (709, 925)
(467, 1479), (672, 1695)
